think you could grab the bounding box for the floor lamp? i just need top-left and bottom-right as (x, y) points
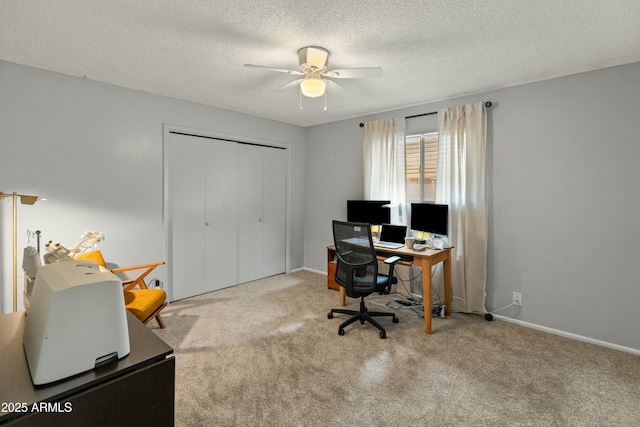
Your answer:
(0, 192), (39, 312)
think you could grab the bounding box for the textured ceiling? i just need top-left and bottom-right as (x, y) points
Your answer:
(1, 0), (639, 127)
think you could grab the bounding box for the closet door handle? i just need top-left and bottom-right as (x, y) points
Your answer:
(205, 221), (210, 226)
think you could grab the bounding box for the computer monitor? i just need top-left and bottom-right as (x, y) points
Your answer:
(410, 203), (449, 236)
(346, 200), (391, 225)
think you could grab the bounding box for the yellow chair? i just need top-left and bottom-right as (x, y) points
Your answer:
(76, 250), (167, 328)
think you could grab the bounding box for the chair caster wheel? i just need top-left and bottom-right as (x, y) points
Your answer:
(360, 319), (365, 324)
(392, 317), (399, 323)
(327, 313), (333, 319)
(380, 331), (387, 339)
(338, 329), (345, 336)
(485, 313), (493, 321)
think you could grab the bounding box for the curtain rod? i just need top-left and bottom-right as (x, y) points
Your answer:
(358, 101), (492, 127)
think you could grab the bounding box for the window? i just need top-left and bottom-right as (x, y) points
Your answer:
(405, 132), (438, 202)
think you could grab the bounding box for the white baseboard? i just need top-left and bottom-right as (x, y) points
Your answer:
(292, 266), (326, 275)
(493, 314), (640, 356)
(291, 268), (639, 356)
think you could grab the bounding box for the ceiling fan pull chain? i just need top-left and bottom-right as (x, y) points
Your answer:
(324, 90), (327, 111)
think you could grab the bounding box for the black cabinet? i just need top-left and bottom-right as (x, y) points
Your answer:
(0, 311), (174, 426)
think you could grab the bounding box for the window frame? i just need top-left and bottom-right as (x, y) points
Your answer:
(405, 131), (438, 203)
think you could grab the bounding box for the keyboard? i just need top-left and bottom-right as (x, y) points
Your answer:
(374, 241), (404, 249)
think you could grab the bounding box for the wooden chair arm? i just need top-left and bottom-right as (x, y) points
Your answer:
(110, 261), (165, 291)
(110, 262), (165, 274)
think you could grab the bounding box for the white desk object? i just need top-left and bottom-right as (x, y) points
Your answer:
(23, 260), (130, 385)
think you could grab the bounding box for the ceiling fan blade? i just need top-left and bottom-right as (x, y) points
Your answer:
(326, 79), (348, 94)
(305, 47), (329, 69)
(244, 64), (304, 75)
(324, 67), (383, 79)
(273, 79), (303, 92)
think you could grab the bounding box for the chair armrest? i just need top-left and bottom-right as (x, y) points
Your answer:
(383, 256), (401, 265)
(111, 261), (165, 290)
(382, 256), (401, 290)
(110, 261), (165, 274)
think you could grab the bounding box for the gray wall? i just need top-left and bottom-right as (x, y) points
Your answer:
(0, 60), (306, 312)
(2, 58), (638, 352)
(304, 62), (640, 351)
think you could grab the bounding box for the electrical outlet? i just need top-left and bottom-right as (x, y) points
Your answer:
(513, 292), (522, 306)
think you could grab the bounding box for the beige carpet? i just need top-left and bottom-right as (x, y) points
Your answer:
(153, 270), (640, 426)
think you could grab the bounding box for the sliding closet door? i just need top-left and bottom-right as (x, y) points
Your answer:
(205, 139), (238, 292)
(166, 130), (287, 299)
(237, 144), (287, 283)
(165, 134), (206, 301)
(261, 146), (287, 277)
(237, 144), (264, 283)
(166, 133), (239, 300)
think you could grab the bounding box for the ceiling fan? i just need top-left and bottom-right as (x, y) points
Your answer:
(244, 46), (383, 100)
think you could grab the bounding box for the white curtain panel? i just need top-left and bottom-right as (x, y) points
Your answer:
(436, 102), (487, 314)
(363, 117), (406, 214)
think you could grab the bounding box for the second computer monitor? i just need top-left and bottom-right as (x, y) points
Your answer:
(410, 203), (449, 236)
(346, 200), (391, 225)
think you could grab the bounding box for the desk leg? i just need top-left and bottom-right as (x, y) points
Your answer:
(339, 287), (346, 307)
(443, 250), (452, 316)
(421, 258), (433, 335)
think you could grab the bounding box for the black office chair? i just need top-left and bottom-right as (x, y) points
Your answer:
(328, 220), (400, 339)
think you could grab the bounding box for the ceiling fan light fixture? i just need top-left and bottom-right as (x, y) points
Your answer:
(300, 75), (326, 98)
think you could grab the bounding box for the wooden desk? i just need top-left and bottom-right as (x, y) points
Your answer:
(0, 311), (175, 426)
(327, 244), (453, 335)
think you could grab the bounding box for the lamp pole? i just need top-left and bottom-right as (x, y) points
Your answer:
(1, 191), (39, 312)
(12, 193), (18, 312)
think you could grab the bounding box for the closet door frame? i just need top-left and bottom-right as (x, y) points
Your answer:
(162, 124), (292, 302)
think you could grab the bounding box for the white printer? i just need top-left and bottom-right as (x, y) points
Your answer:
(23, 260), (130, 385)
